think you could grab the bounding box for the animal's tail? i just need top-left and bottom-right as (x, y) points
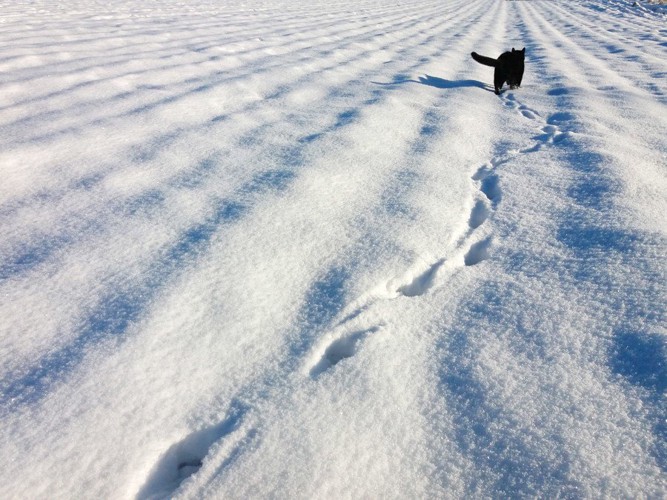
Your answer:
(471, 52), (497, 67)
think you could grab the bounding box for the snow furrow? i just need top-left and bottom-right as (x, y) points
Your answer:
(0, 0), (665, 498)
(531, 1), (667, 102)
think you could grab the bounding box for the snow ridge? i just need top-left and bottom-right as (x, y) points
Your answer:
(0, 0), (665, 498)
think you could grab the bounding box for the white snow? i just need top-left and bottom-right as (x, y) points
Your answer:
(1, 0), (666, 498)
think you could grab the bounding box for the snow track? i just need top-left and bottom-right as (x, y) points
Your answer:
(0, 0), (665, 498)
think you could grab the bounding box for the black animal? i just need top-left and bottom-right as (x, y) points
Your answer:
(471, 48), (525, 94)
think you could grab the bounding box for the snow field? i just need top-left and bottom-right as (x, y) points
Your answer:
(0, 0), (665, 498)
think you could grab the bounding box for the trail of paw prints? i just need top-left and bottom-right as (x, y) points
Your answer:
(300, 89), (587, 377)
(300, 96), (588, 381)
(134, 158), (501, 490)
(297, 168), (501, 378)
(297, 91), (581, 388)
(503, 93), (576, 153)
(297, 158), (503, 381)
(379, 166), (501, 303)
(139, 91), (582, 494)
(503, 92), (541, 120)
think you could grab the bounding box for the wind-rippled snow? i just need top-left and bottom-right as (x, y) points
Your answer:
(0, 0), (665, 498)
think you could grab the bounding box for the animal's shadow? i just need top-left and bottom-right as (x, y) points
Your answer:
(373, 74), (495, 93)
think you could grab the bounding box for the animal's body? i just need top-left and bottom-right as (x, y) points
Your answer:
(471, 48), (525, 94)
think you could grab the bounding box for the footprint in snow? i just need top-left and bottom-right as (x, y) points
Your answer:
(396, 258), (446, 297)
(468, 199), (491, 230)
(464, 237), (493, 266)
(472, 163), (493, 181)
(309, 326), (381, 378)
(553, 131), (572, 144)
(521, 124), (563, 152)
(479, 174), (502, 206)
(521, 109), (537, 119)
(519, 104), (540, 120)
(137, 404), (247, 499)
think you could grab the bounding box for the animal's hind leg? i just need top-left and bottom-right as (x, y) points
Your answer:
(493, 72), (504, 95)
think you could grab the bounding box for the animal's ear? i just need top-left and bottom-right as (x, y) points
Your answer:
(521, 47), (525, 53)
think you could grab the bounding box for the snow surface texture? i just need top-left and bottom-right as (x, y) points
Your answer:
(1, 0), (666, 498)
